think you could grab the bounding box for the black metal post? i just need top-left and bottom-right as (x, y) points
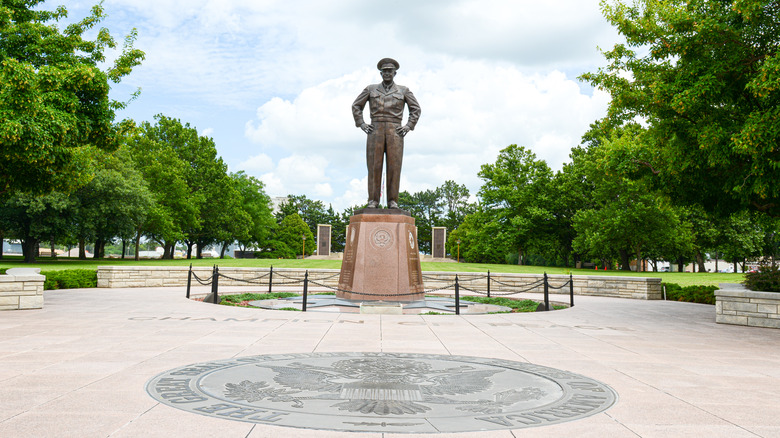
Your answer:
(186, 263), (192, 298)
(487, 270), (491, 298)
(268, 266), (273, 294)
(211, 265), (219, 304)
(543, 272), (549, 311)
(302, 270), (308, 312)
(569, 273), (574, 307)
(455, 275), (460, 315)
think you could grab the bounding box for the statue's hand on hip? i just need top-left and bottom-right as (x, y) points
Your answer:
(361, 123), (375, 134)
(396, 125), (411, 137)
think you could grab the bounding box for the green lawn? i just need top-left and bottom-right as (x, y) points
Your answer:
(0, 256), (741, 286)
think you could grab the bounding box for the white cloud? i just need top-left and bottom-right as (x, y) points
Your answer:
(238, 153), (274, 173)
(64, 0), (618, 211)
(243, 61), (609, 209)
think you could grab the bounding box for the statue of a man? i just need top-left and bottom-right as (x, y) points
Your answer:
(352, 58), (421, 209)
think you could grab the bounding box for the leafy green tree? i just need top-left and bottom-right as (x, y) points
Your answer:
(126, 121), (198, 259)
(435, 180), (472, 233)
(0, 1), (144, 196)
(0, 191), (75, 263)
(232, 171), (275, 252)
(275, 195), (328, 235)
(582, 0), (780, 216)
(571, 133), (687, 271)
(718, 210), (764, 272)
(72, 146), (152, 259)
(477, 145), (554, 265)
(446, 207), (514, 264)
(398, 189), (441, 254)
(275, 214), (315, 258)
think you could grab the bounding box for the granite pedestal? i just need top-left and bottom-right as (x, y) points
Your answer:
(337, 208), (424, 301)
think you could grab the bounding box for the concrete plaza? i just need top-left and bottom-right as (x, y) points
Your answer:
(1, 285), (779, 437)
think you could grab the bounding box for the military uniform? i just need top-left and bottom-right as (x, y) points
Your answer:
(352, 61), (421, 208)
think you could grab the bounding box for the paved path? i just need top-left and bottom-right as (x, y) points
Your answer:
(1, 286), (779, 437)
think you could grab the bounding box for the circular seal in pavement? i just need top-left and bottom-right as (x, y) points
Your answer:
(146, 352), (617, 433)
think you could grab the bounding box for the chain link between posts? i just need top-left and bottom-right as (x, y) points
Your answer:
(187, 265), (575, 309)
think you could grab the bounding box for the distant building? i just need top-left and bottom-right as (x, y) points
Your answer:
(270, 196), (289, 214)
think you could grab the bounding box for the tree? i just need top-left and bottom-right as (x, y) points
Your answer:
(0, 191), (74, 263)
(0, 1), (144, 196)
(276, 214), (315, 258)
(72, 146), (152, 259)
(571, 133), (687, 271)
(275, 195), (328, 235)
(398, 189), (441, 254)
(435, 180), (473, 236)
(477, 145), (554, 265)
(718, 210), (764, 272)
(582, 0), (780, 217)
(126, 120), (198, 259)
(232, 171), (275, 252)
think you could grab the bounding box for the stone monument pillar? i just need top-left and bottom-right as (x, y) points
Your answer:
(432, 226), (447, 258)
(317, 224), (331, 257)
(337, 209), (424, 301)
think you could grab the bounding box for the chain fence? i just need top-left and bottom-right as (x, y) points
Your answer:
(186, 265), (575, 313)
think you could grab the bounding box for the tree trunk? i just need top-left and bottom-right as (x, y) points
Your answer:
(517, 247), (523, 265)
(186, 242), (193, 259)
(677, 257), (685, 272)
(79, 238), (86, 260)
(695, 251), (706, 273)
(50, 237), (56, 258)
(22, 238), (38, 263)
(619, 249), (631, 271)
(635, 248), (643, 272)
(715, 254), (719, 272)
(93, 239), (102, 259)
(163, 242), (174, 259)
(220, 242), (228, 258)
(134, 231), (142, 261)
(0, 230), (4, 260)
(121, 240), (126, 259)
(196, 244), (203, 259)
(733, 261), (738, 273)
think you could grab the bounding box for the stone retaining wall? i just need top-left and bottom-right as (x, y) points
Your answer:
(716, 283), (780, 329)
(97, 266), (662, 300)
(0, 268), (45, 311)
(422, 272), (662, 300)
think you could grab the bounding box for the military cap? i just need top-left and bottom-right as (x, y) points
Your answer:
(377, 58), (400, 70)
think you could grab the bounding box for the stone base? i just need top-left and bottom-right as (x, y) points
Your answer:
(337, 212), (424, 301)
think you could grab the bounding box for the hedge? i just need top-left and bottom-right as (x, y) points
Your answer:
(40, 269), (97, 290)
(662, 283), (718, 305)
(744, 265), (780, 292)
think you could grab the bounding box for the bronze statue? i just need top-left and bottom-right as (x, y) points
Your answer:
(352, 58), (421, 209)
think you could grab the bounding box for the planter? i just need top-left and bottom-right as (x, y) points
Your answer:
(715, 283), (780, 329)
(0, 268), (45, 310)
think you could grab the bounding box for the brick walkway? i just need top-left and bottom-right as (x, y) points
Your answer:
(1, 286), (779, 437)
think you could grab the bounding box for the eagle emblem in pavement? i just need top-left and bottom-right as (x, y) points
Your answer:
(223, 357), (546, 415)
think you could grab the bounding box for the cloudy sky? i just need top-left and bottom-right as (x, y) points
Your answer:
(65, 0), (620, 210)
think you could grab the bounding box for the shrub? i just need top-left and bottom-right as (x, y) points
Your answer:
(41, 269), (97, 290)
(744, 265), (780, 292)
(662, 283), (718, 305)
